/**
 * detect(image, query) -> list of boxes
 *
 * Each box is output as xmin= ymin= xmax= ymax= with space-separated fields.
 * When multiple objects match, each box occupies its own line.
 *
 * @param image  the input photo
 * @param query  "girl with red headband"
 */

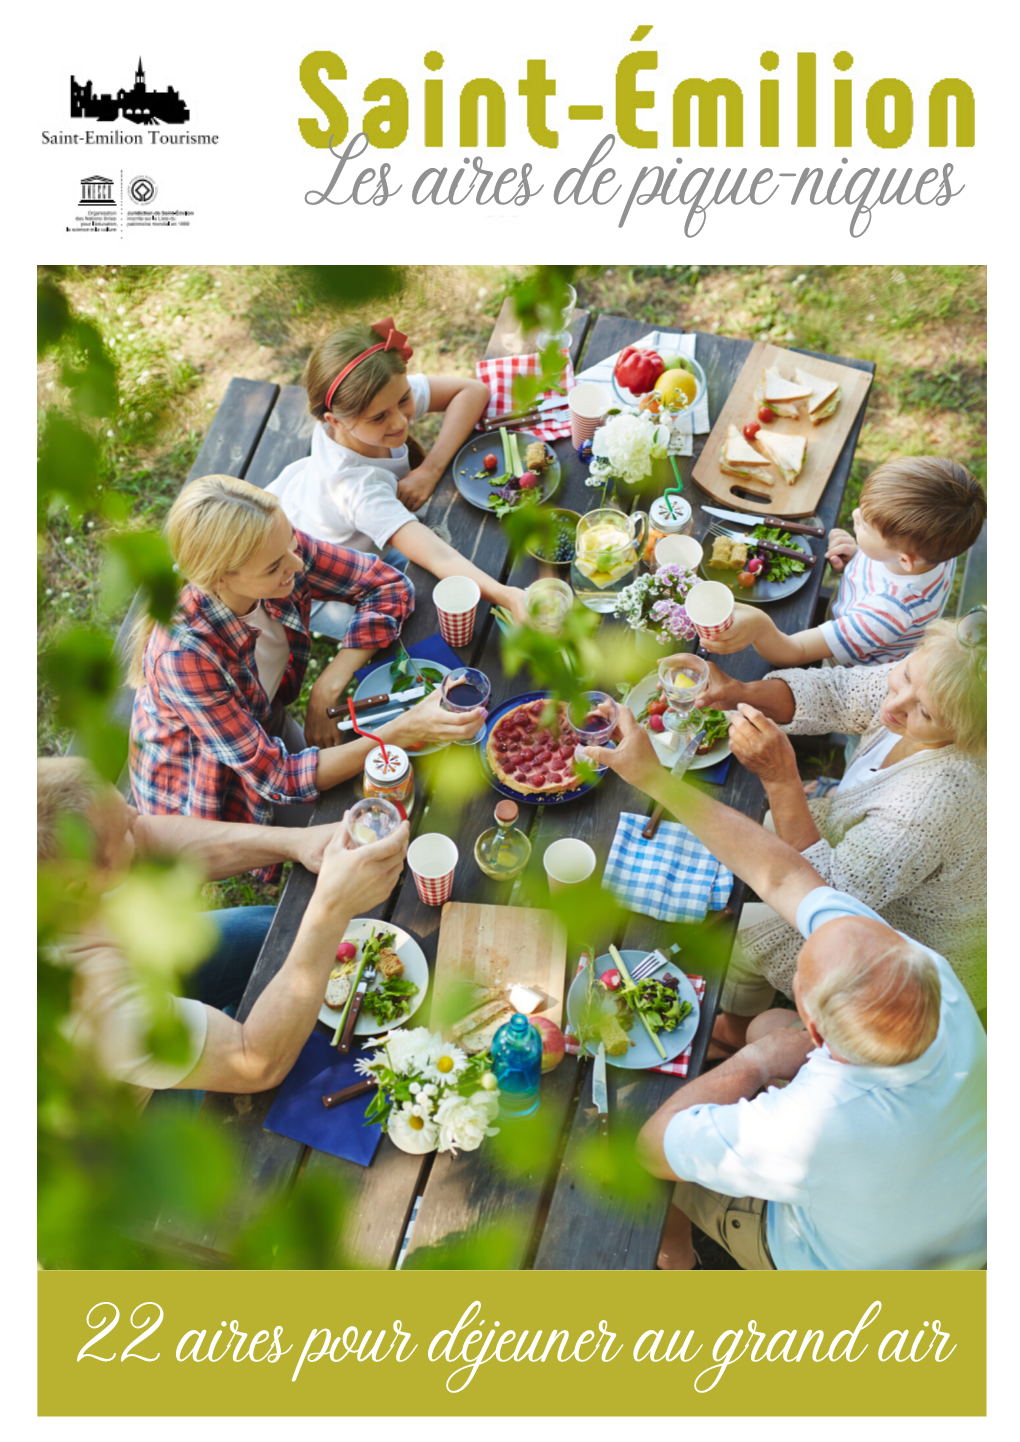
xmin=269 ymin=319 xmax=529 ymax=745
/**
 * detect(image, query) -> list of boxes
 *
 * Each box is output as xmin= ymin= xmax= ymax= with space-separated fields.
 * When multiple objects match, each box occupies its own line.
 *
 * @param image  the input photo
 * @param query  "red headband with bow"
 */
xmin=323 ymin=318 xmax=414 ymax=413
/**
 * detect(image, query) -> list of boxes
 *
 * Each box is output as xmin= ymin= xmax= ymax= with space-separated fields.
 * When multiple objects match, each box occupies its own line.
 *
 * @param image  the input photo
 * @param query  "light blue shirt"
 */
xmin=663 ymin=887 xmax=986 ymax=1270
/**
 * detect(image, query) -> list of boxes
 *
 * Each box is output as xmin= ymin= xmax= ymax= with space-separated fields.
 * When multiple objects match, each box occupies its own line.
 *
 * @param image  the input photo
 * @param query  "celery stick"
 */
xmin=609 ymin=944 xmax=666 ymax=1060
xmin=500 ymin=425 xmax=512 ymax=477
xmin=330 ymin=949 xmax=368 ymax=1047
xmin=510 ymin=432 xmax=524 ymax=478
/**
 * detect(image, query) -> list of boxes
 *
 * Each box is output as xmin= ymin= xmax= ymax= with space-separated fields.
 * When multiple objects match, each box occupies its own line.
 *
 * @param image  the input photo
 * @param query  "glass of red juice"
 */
xmin=440 ymin=667 xmax=492 ymax=745
xmin=566 ymin=691 xmax=619 ymax=759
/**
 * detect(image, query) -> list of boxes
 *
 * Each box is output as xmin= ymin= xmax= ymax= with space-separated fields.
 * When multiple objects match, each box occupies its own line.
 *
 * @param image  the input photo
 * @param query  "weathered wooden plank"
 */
xmin=187 ymin=377 xmax=281 ymax=482
xmin=243 ymin=383 xmax=316 ymax=490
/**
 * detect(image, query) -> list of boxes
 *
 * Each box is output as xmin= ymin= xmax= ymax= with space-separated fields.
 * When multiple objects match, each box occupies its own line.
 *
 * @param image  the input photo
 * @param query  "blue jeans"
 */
xmin=184 ymin=905 xmax=277 ymax=1013
xmin=310 ymin=548 xmax=413 ymax=642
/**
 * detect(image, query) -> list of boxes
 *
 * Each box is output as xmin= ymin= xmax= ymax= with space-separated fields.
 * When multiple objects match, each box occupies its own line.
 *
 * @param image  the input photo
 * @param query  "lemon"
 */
xmin=655 ymin=368 xmax=698 ymax=409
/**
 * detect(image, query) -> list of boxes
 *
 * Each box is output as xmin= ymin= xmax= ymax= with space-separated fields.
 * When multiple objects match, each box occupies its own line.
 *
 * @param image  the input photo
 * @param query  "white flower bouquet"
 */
xmin=614 ymin=563 xmax=699 ymax=646
xmin=356 ymin=1026 xmax=500 ymax=1156
xmin=587 ymin=411 xmax=670 ymax=493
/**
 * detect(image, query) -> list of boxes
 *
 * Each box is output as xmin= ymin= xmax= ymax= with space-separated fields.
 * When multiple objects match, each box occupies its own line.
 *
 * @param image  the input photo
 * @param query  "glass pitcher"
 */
xmin=571 ymin=506 xmax=649 ymax=612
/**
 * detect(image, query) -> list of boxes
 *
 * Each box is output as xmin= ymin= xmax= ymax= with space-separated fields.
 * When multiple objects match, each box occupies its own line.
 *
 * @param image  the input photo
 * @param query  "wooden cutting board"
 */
xmin=691 ymin=342 xmax=873 ymax=517
xmin=433 ymin=902 xmax=568 ymax=1033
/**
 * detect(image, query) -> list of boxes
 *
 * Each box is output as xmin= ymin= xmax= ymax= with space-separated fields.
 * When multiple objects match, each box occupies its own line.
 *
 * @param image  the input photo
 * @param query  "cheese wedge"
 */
xmin=762 ymin=367 xmax=813 ymax=403
xmin=794 ymin=367 xmax=842 ymax=423
xmin=755 ymin=429 xmax=807 ymax=486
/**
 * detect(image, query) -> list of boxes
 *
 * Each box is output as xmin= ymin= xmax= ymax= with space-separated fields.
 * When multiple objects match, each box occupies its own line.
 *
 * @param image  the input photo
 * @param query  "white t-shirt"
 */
xmin=268 ymin=372 xmax=431 ymax=554
xmin=835 ymin=727 xmax=900 ymax=793
xmin=237 ymin=601 xmax=290 ymax=702
xmin=662 ymin=887 xmax=986 ymax=1270
xmin=62 ymin=928 xmax=208 ymax=1098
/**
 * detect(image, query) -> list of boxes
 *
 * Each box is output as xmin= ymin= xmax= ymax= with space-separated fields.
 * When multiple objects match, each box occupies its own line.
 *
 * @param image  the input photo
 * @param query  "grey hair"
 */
xmin=800 ymin=931 xmax=942 ymax=1066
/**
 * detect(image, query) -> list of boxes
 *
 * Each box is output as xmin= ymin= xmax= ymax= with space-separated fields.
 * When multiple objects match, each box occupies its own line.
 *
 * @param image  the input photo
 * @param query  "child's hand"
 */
xmin=697 ymin=602 xmax=768 ymax=656
xmin=398 ymin=465 xmax=440 ymax=512
xmin=825 ymin=527 xmax=858 ymax=573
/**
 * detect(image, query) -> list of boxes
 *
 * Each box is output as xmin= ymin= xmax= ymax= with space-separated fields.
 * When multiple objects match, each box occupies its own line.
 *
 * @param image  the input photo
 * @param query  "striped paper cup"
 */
xmin=683 ymin=580 xmax=735 ymax=639
xmin=568 ymin=382 xmax=611 ymax=448
xmin=407 ymin=833 xmax=459 ymax=906
xmin=433 ymin=576 xmax=480 ymax=648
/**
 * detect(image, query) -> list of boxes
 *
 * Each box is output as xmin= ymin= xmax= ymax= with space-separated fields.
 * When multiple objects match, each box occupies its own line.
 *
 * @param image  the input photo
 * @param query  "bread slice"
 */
xmin=376 ymin=947 xmax=404 ymax=980
xmin=451 ymin=997 xmax=513 ymax=1042
xmin=325 ymin=965 xmax=355 ymax=1009
xmin=458 ymin=1010 xmax=513 ymax=1055
xmin=720 ymin=424 xmax=773 ymax=493
xmin=794 ymin=367 xmax=841 ymax=423
xmin=762 ymin=367 xmax=812 ymax=403
xmin=755 ymin=429 xmax=807 ymax=485
xmin=754 ymin=379 xmax=798 ymax=420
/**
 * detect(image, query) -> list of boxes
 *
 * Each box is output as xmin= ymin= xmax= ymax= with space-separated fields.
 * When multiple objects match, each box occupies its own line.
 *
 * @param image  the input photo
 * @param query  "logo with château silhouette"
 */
xmin=70 ymin=58 xmax=189 ymax=126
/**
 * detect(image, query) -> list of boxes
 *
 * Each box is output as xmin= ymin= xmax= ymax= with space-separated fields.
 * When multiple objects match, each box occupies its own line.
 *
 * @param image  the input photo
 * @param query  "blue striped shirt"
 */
xmin=820 ymin=550 xmax=955 ymax=664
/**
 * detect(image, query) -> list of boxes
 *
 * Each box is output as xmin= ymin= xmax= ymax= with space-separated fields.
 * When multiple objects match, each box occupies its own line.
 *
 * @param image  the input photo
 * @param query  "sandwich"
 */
xmin=720 ymin=424 xmax=773 ymax=494
xmin=710 ymin=535 xmax=749 ymax=571
xmin=450 ymin=988 xmax=513 ymax=1054
xmin=755 ymin=366 xmax=813 ymax=419
xmin=755 ymin=429 xmax=807 ymax=486
xmin=794 ymin=367 xmax=842 ymax=423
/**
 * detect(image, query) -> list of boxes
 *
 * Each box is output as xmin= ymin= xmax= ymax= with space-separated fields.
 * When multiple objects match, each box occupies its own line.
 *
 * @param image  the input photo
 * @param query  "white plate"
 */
xmin=352 ymin=659 xmax=453 ymax=758
xmin=623 ymin=672 xmax=732 ymax=771
xmin=318 ymin=918 xmax=429 ymax=1036
xmin=566 ymin=951 xmax=701 ymax=1069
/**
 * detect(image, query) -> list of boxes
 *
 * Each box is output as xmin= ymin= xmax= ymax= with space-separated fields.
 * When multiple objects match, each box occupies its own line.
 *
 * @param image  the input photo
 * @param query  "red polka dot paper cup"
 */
xmin=433 ymin=576 xmax=481 ymax=649
xmin=407 ymin=833 xmax=459 ymax=906
xmin=568 ymin=382 xmax=611 ymax=448
xmin=683 ymin=580 xmax=735 ymax=640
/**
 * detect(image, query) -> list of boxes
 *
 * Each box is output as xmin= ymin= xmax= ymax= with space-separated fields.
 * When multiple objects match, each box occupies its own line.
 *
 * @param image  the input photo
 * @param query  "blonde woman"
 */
xmin=129 ymin=475 xmax=483 ymax=876
xmin=696 ymin=614 xmax=987 ymax=1039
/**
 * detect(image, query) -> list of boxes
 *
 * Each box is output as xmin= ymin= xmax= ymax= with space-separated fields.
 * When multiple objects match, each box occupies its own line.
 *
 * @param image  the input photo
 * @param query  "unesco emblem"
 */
xmin=128 ymin=175 xmax=157 ymax=204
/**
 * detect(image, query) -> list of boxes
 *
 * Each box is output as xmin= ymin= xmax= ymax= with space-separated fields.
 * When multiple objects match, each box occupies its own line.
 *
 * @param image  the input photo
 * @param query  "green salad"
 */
xmin=362 ymin=976 xmax=419 ymax=1027
xmin=748 ymin=525 xmax=805 ymax=585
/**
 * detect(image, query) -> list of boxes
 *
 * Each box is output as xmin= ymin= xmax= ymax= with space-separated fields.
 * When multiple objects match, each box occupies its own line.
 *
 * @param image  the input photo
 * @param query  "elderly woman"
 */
xmin=699 ymin=615 xmax=986 ymax=1049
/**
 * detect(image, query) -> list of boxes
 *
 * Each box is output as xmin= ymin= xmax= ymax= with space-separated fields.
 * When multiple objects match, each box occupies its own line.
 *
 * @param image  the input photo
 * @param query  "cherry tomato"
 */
xmin=646 ymin=698 xmax=669 ymax=716
xmin=737 ymin=570 xmax=756 ymax=587
xmin=483 ymin=452 xmax=498 ymax=470
xmin=743 ymin=421 xmax=761 ymax=442
xmin=757 ymin=406 xmax=776 ymax=423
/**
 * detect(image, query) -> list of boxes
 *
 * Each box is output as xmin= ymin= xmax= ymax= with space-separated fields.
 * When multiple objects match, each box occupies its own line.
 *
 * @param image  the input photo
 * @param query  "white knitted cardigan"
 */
xmin=738 ymin=661 xmax=987 ymax=1009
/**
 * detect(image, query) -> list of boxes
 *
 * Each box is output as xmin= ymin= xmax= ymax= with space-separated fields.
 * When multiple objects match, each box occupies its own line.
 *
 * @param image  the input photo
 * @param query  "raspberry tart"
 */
xmin=485 ymin=698 xmax=586 ymax=797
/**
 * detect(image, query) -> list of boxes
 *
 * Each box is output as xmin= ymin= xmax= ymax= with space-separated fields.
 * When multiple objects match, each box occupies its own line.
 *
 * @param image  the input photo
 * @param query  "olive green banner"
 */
xmin=38 ymin=1269 xmax=984 ymax=1416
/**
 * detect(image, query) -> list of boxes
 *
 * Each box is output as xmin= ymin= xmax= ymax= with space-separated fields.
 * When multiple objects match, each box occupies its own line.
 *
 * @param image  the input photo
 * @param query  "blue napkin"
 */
xmin=263 ymin=1031 xmax=382 ymax=1167
xmin=697 ymin=754 xmax=732 ymax=786
xmin=354 ymin=631 xmax=460 ymax=684
xmin=602 ymin=811 xmax=734 ymax=924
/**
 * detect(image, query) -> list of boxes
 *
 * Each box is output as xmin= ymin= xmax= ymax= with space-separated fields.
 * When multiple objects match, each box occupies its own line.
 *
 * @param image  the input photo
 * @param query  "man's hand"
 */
xmin=742 ymin=1023 xmax=816 ymax=1082
xmin=727 ymin=704 xmax=801 ymax=786
xmin=289 ymin=821 xmax=348 ymax=874
xmin=386 ymin=688 xmax=487 ymax=749
xmin=397 ymin=464 xmax=440 ymax=513
xmin=583 ymin=705 xmax=662 ymax=797
xmin=311 ymin=815 xmax=409 ymax=919
xmin=698 ymin=602 xmax=771 ymax=656
xmin=699 ymin=659 xmax=740 ymax=711
xmin=825 ymin=526 xmax=858 ymax=574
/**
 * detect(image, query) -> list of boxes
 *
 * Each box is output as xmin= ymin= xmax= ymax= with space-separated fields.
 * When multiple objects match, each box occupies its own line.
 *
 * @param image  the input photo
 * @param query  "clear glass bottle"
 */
xmin=474 ymin=800 xmax=532 ymax=880
xmin=362 ymin=744 xmax=414 ymax=818
xmin=491 ymin=1013 xmax=542 ymax=1118
xmin=643 ymin=494 xmax=694 ymax=563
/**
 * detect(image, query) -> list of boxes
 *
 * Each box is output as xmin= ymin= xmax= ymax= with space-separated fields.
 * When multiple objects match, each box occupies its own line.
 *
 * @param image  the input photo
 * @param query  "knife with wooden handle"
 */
xmin=322 ymin=1079 xmax=373 ymax=1109
xmin=338 ymin=964 xmax=376 ymax=1054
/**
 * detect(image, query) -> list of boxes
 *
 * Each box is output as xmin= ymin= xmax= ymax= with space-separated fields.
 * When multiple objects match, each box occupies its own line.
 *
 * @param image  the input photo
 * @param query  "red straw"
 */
xmin=347 ymin=698 xmax=389 ymax=765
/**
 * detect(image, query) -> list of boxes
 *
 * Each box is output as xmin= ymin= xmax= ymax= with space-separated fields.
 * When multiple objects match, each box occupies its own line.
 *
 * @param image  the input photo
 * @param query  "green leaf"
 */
xmin=37 ymin=412 xmax=101 ymax=522
xmin=37 ymin=279 xmax=71 ymax=354
xmin=101 ymin=529 xmax=179 ymax=624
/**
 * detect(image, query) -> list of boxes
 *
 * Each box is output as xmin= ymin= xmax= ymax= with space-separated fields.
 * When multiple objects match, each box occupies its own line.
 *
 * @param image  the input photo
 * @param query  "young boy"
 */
xmin=702 ymin=457 xmax=986 ymax=667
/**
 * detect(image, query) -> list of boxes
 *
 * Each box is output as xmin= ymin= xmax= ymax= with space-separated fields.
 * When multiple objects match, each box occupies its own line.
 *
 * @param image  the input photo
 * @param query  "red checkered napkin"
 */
xmin=476 ymin=354 xmax=576 ymax=441
xmin=564 ymin=959 xmax=707 ymax=1079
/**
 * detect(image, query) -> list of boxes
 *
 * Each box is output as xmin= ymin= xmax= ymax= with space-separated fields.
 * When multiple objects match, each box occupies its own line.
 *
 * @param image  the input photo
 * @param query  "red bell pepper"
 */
xmin=613 ymin=345 xmax=665 ymax=396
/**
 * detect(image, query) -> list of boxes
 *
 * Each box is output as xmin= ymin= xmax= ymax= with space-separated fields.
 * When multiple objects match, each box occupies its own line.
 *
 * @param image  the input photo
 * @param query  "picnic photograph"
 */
xmin=37 ymin=262 xmax=987 ymax=1277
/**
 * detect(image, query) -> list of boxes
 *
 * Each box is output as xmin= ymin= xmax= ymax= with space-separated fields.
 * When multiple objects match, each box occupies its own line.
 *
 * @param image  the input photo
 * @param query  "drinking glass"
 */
xmin=524 ymin=577 xmax=573 ymax=634
xmin=347 ymin=796 xmax=402 ymax=847
xmin=565 ymin=691 xmax=619 ymax=759
xmin=657 ymin=654 xmax=710 ymax=739
xmin=440 ymin=667 xmax=491 ymax=745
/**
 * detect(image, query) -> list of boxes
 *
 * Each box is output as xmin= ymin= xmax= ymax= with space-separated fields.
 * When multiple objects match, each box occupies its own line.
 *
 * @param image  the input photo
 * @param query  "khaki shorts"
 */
xmin=672 ymin=1182 xmax=777 ymax=1270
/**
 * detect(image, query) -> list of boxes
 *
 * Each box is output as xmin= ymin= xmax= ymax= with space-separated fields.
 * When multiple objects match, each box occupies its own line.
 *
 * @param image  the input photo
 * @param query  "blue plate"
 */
xmin=566 ymin=951 xmax=701 ymax=1069
xmin=478 ymin=690 xmax=611 ymax=807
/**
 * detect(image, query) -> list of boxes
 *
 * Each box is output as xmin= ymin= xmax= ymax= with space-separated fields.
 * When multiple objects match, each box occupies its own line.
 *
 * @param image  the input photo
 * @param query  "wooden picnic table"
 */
xmin=152 ymin=304 xmax=874 ymax=1270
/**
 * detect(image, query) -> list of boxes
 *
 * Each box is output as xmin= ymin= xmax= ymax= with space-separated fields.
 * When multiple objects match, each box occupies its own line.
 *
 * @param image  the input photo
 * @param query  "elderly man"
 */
xmin=586 ymin=706 xmax=986 ymax=1271
xmin=39 ymin=757 xmax=407 ymax=1098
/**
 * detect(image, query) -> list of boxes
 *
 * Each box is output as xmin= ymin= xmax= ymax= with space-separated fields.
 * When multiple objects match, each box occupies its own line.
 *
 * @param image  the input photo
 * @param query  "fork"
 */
xmin=628 ymin=949 xmax=672 ymax=983
xmin=706 ymin=522 xmax=817 ymax=568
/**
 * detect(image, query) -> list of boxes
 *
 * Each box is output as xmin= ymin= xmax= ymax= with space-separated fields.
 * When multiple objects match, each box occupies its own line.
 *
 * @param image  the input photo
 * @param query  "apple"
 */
xmin=529 ymin=1016 xmax=566 ymax=1072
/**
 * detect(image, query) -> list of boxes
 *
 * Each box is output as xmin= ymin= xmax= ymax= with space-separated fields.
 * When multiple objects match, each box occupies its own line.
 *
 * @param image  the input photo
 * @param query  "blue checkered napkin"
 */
xmin=601 ymin=812 xmax=734 ymax=923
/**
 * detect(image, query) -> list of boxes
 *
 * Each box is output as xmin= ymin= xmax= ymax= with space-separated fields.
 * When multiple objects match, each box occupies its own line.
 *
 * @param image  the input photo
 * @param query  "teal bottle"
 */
xmin=491 ymin=1013 xmax=542 ymax=1118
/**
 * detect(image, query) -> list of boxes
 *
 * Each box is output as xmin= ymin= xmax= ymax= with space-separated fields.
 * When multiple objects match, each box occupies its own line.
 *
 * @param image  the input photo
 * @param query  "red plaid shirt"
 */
xmin=130 ymin=529 xmax=412 ymax=874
